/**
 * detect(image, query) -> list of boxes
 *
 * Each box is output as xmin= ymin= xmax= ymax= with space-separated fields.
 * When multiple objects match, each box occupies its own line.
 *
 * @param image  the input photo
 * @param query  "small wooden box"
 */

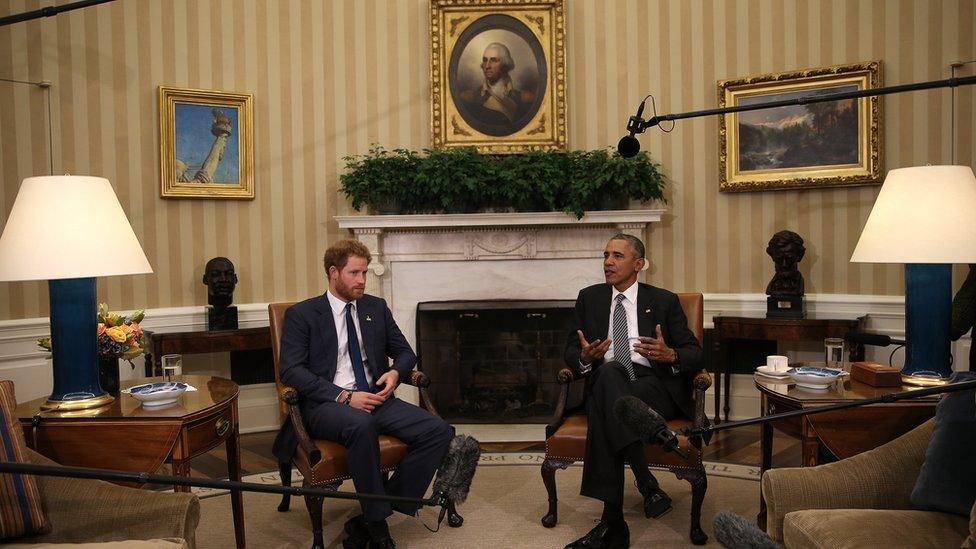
xmin=851 ymin=361 xmax=902 ymax=387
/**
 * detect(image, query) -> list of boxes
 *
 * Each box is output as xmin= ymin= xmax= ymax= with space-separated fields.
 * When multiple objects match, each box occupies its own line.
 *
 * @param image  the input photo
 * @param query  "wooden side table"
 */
xmin=711 ymin=314 xmax=865 ymax=422
xmin=17 ymin=375 xmax=245 ymax=548
xmin=754 ymin=367 xmax=938 ymax=527
xmin=145 ymin=326 xmax=271 ymax=377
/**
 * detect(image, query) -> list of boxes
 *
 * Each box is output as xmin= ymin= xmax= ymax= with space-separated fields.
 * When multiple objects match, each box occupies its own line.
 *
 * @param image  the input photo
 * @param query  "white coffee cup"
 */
xmin=766 ymin=355 xmax=789 ymax=372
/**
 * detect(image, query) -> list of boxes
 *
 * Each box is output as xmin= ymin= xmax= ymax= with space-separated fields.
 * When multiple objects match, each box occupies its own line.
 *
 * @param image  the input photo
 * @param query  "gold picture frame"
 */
xmin=430 ymin=0 xmax=567 ymax=153
xmin=158 ymin=86 xmax=254 ymax=199
xmin=718 ymin=61 xmax=882 ymax=192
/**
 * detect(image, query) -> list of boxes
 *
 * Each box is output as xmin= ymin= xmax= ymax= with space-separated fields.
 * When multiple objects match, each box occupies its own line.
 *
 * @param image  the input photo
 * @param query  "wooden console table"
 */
xmin=754 ymin=366 xmax=938 ymax=527
xmin=16 ymin=375 xmax=245 ymax=548
xmin=145 ymin=326 xmax=271 ymax=377
xmin=711 ymin=314 xmax=865 ymax=423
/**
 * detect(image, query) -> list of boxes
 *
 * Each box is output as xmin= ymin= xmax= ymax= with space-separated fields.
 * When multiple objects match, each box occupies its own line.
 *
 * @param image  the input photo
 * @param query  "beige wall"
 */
xmin=1 ymin=0 xmax=974 ymax=321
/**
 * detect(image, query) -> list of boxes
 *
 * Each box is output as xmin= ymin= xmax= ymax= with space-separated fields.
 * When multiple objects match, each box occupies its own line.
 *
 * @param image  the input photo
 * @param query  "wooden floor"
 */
xmin=187 ymin=424 xmax=802 ymax=480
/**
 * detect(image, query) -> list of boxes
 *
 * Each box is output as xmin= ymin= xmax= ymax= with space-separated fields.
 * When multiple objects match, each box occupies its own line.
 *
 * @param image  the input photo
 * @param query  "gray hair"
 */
xmin=484 ymin=42 xmax=515 ymax=72
xmin=609 ymin=233 xmax=645 ymax=259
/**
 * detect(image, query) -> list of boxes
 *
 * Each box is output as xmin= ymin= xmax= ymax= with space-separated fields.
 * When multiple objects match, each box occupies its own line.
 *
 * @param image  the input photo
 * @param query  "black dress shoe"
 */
xmin=342 ymin=515 xmax=369 ymax=549
xmin=368 ymin=535 xmax=396 ymax=549
xmin=641 ymin=486 xmax=673 ymax=518
xmin=564 ymin=520 xmax=630 ymax=549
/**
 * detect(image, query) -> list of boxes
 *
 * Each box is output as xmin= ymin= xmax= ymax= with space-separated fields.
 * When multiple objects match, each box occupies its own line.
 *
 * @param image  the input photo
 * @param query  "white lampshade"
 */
xmin=0 ymin=176 xmax=153 ymax=281
xmin=851 ymin=165 xmax=976 ymax=264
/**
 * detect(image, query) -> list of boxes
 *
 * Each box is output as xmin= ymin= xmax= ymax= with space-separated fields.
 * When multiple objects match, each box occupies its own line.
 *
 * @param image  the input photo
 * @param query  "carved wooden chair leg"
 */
xmin=676 ymin=467 xmax=709 ymax=545
xmin=541 ymin=458 xmax=572 ymax=528
xmin=304 ymin=480 xmax=338 ymax=549
xmin=447 ymin=499 xmax=464 ymax=527
xmin=278 ymin=460 xmax=293 ymax=512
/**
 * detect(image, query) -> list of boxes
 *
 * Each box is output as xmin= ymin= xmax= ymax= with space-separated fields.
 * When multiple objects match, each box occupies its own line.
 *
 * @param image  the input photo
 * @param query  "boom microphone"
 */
xmin=713 ymin=511 xmax=780 ymax=549
xmin=617 ymin=98 xmax=647 ymax=158
xmin=613 ymin=396 xmax=688 ymax=459
xmin=431 ymin=435 xmax=481 ymax=526
xmin=844 ymin=332 xmax=906 ymax=347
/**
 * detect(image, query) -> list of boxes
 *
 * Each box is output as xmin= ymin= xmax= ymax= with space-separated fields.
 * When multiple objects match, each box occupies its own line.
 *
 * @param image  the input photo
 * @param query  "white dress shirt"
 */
xmin=580 ymin=281 xmax=651 ymax=373
xmin=326 ymin=290 xmax=373 ymax=391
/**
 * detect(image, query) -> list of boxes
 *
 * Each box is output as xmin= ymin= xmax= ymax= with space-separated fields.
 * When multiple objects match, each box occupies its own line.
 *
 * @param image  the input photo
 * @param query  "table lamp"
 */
xmin=0 ymin=176 xmax=153 ymax=410
xmin=851 ymin=165 xmax=976 ymax=383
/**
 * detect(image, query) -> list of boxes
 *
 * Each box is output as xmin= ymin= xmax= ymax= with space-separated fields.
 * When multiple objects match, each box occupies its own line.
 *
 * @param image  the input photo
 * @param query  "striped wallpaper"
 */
xmin=0 ymin=0 xmax=974 ymax=321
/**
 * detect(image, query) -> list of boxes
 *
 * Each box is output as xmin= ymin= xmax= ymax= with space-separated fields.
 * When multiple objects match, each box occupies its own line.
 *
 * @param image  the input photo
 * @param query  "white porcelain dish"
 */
xmin=787 ymin=367 xmax=844 ymax=389
xmin=128 ymin=382 xmax=187 ymax=407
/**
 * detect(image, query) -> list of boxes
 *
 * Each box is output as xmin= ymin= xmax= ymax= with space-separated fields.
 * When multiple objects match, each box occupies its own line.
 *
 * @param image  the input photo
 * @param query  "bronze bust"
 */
xmin=202 ymin=257 xmax=238 ymax=329
xmin=765 ymin=230 xmax=806 ymax=318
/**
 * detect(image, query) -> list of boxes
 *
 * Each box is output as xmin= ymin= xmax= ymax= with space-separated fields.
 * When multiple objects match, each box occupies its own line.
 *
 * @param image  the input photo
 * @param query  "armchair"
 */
xmin=762 ymin=419 xmax=973 ymax=548
xmin=540 ymin=292 xmax=712 ymax=545
xmin=268 ymin=302 xmax=457 ymax=549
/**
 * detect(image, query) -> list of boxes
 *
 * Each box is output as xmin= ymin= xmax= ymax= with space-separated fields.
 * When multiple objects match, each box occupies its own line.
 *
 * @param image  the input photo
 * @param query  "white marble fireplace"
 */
xmin=335 ymin=210 xmax=664 ymax=354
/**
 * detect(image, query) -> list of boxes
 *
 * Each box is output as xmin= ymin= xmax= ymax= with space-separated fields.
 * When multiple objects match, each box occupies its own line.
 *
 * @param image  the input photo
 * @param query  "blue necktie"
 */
xmin=345 ymin=303 xmax=370 ymax=390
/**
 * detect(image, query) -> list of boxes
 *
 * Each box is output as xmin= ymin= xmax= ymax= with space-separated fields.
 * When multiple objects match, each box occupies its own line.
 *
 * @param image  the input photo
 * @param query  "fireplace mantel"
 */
xmin=335 ymin=209 xmax=664 ymax=231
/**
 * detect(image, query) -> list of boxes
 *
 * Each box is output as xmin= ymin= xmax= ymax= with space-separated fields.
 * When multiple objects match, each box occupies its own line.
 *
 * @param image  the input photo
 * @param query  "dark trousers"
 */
xmin=303 ymin=396 xmax=455 ymax=522
xmin=581 ymin=361 xmax=681 ymax=504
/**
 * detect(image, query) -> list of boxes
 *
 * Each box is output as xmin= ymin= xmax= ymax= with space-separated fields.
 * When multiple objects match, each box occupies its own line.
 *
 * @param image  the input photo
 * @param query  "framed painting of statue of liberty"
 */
xmin=718 ymin=61 xmax=883 ymax=192
xmin=158 ymin=86 xmax=254 ymax=199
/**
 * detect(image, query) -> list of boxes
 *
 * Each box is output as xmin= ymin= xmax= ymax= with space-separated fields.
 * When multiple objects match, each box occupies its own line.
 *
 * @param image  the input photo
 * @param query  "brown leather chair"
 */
xmin=268 ymin=302 xmax=456 ymax=549
xmin=540 ymin=293 xmax=712 ymax=545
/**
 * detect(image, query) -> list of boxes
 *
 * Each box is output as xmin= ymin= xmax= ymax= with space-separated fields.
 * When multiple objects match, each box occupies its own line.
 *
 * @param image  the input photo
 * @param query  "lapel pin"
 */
xmin=644 ymin=309 xmax=652 ymax=314
xmin=365 ymin=315 xmax=372 ymax=322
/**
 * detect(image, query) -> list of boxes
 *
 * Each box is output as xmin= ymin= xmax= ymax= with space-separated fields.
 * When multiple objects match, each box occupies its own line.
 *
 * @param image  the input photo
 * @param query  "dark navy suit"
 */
xmin=274 ymin=293 xmax=454 ymax=521
xmin=565 ymin=283 xmax=702 ymax=504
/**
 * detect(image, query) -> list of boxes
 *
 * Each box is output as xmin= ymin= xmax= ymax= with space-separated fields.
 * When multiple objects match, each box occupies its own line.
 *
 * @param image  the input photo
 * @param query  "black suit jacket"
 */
xmin=272 ymin=293 xmax=416 ymax=460
xmin=564 ymin=282 xmax=702 ymax=419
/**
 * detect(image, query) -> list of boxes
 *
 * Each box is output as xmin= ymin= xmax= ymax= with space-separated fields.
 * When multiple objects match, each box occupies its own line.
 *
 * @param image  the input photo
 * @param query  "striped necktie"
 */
xmin=612 ymin=293 xmax=637 ymax=381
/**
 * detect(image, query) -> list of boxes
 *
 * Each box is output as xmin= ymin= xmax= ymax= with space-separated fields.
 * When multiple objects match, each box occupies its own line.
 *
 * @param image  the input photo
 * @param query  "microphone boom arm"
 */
xmin=633 ymin=74 xmax=976 ymax=133
xmin=683 ymin=377 xmax=976 ymax=439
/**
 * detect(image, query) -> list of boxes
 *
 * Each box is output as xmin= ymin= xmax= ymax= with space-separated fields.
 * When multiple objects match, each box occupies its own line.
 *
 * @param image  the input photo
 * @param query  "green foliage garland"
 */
xmin=339 ymin=147 xmax=667 ymax=218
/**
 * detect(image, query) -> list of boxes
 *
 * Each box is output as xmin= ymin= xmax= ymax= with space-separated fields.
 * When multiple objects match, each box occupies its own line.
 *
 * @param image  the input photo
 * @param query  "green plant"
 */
xmin=338 ymin=146 xmax=667 ymax=218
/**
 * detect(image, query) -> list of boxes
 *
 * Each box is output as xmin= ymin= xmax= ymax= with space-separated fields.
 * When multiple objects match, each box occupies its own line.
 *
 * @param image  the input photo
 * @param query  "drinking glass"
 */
xmin=161 ymin=354 xmax=182 ymax=381
xmin=824 ymin=338 xmax=844 ymax=369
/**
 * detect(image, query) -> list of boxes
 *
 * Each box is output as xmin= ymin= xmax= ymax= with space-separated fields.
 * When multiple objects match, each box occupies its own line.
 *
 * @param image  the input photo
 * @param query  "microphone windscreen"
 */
xmin=617 ymin=135 xmax=641 ymax=158
xmin=431 ymin=435 xmax=481 ymax=506
xmin=613 ymin=395 xmax=666 ymax=441
xmin=713 ymin=511 xmax=780 ymax=549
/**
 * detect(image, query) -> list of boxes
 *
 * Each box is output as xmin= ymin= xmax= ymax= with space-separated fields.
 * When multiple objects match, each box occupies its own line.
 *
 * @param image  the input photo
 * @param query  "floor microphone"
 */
xmin=713 ymin=511 xmax=780 ymax=549
xmin=844 ymin=331 xmax=906 ymax=347
xmin=431 ymin=435 xmax=481 ymax=526
xmin=613 ymin=395 xmax=689 ymax=459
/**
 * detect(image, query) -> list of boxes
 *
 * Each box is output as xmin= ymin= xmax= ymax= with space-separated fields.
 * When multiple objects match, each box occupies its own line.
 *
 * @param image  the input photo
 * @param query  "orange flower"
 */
xmin=105 ymin=326 xmax=127 ymax=343
xmin=97 ymin=323 xmax=106 ymax=336
xmin=129 ymin=322 xmax=142 ymax=338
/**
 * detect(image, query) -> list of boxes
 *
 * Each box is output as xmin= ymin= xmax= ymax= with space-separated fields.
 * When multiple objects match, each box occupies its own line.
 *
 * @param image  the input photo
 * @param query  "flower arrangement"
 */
xmin=37 ymin=303 xmax=148 ymax=368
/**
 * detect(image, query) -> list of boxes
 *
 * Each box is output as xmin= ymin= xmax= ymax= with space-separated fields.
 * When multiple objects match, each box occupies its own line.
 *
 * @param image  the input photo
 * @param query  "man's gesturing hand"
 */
xmin=349 ymin=391 xmax=385 ymax=413
xmin=634 ymin=324 xmax=678 ymax=363
xmin=577 ymin=330 xmax=612 ymax=365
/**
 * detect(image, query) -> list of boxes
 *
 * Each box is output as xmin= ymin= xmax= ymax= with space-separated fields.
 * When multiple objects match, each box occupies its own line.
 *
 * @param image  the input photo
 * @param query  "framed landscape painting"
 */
xmin=159 ymin=86 xmax=254 ymax=199
xmin=430 ymin=0 xmax=567 ymax=153
xmin=718 ymin=61 xmax=882 ymax=192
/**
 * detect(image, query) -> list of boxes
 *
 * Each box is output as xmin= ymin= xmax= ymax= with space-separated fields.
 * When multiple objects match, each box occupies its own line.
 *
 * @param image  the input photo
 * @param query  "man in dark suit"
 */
xmin=564 ymin=234 xmax=702 ymax=549
xmin=277 ymin=240 xmax=454 ymax=549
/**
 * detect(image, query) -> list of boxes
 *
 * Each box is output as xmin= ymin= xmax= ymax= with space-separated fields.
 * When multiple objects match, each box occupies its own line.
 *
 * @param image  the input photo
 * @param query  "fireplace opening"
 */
xmin=417 ymin=300 xmax=584 ymax=423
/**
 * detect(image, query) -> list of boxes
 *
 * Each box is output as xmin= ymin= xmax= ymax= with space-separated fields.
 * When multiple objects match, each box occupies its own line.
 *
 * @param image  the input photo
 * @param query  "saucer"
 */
xmin=128 ymin=382 xmax=187 ymax=407
xmin=787 ymin=367 xmax=845 ymax=389
xmin=756 ymin=365 xmax=791 ymax=378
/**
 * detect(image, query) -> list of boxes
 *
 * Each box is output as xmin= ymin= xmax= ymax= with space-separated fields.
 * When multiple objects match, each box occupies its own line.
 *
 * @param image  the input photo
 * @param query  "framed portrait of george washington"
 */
xmin=158 ymin=86 xmax=254 ymax=199
xmin=718 ymin=60 xmax=883 ymax=192
xmin=431 ymin=0 xmax=567 ymax=153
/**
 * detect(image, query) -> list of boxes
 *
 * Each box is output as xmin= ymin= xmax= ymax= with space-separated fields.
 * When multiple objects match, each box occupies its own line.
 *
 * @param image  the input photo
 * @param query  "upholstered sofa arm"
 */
xmin=762 ymin=419 xmax=934 ymax=543
xmin=19 ymin=449 xmax=199 ymax=546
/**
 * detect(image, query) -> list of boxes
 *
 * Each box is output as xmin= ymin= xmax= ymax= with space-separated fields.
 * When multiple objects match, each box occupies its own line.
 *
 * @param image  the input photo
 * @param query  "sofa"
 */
xmin=762 ymin=419 xmax=975 ymax=548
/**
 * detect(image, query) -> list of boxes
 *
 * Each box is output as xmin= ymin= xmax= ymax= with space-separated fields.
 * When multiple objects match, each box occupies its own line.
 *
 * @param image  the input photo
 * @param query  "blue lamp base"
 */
xmin=903 ymin=264 xmax=953 ymax=380
xmin=42 ymin=277 xmax=114 ymax=411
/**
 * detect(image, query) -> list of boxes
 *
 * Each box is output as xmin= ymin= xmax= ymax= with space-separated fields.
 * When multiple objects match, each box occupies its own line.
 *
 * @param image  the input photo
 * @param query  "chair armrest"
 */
xmin=545 ymin=368 xmax=588 ymax=438
xmin=762 ymin=419 xmax=934 ymax=542
xmin=691 ymin=369 xmax=711 ymax=430
xmin=22 ymin=450 xmax=199 ymax=545
xmin=277 ymin=385 xmax=321 ymax=464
